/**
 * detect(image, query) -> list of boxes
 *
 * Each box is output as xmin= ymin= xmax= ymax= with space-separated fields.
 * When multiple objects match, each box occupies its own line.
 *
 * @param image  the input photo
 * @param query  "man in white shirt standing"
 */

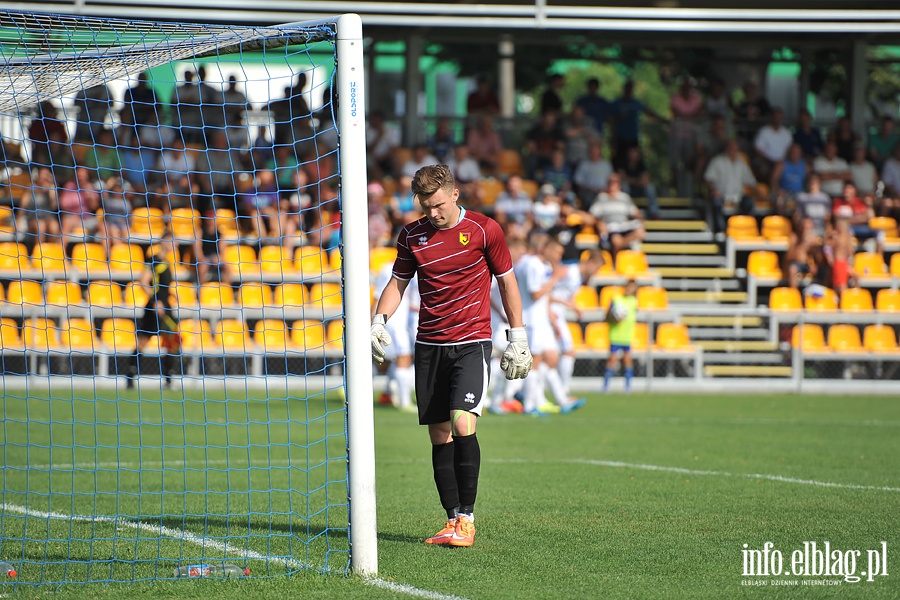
xmin=704 ymin=139 xmax=757 ymax=233
xmin=753 ymin=108 xmax=793 ymax=193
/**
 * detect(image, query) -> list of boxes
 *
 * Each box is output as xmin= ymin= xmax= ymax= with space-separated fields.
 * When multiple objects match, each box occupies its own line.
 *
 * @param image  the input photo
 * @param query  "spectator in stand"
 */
xmin=466 ymin=75 xmax=501 ymax=120
xmin=867 ymin=116 xmax=899 ymax=171
xmin=58 ymin=167 xmax=101 ymax=239
xmin=573 ymin=140 xmax=613 ymax=208
xmin=159 ymin=136 xmax=196 ymax=189
xmin=524 ymin=111 xmax=565 ymax=179
xmin=562 ymin=105 xmax=600 ymax=168
xmin=827 ymin=217 xmax=855 ymax=296
xmin=71 ymin=84 xmax=111 ymax=143
xmin=669 ymin=77 xmax=703 ymax=188
xmin=83 ymin=128 xmax=123 ymax=182
xmin=367 ymin=182 xmax=392 ymax=249
xmin=121 ymin=71 xmax=161 ymax=142
xmin=850 ymin=144 xmax=878 ymax=197
xmin=196 ymin=131 xmax=237 ymax=201
xmin=269 ymin=142 xmax=300 ymax=193
xmin=388 ymin=175 xmax=418 ymax=232
xmin=589 ymin=173 xmax=645 ymax=254
xmin=618 ymin=146 xmax=659 ymax=220
xmin=466 ymin=115 xmax=504 ymax=176
xmin=428 ymin=117 xmax=457 ymax=163
xmin=175 ymin=70 xmax=202 ymax=144
xmin=366 ymin=111 xmax=400 ymax=179
xmin=694 ymin=114 xmax=730 ymax=191
xmin=794 ymin=173 xmax=832 ymax=238
xmin=704 ymin=139 xmax=757 ymax=233
xmin=494 ymin=175 xmax=534 ymax=234
xmin=223 ymin=75 xmax=251 ymax=149
xmin=784 ymin=217 xmax=820 ymax=289
xmin=99 ymin=176 xmax=132 ymax=245
xmin=610 ymin=79 xmax=667 ymax=168
xmin=704 ymin=77 xmax=731 ymax=120
xmin=793 ymin=108 xmax=824 ymax=161
xmin=733 ymin=80 xmax=772 ymax=152
xmin=576 ymin=78 xmax=611 ymax=137
xmin=541 ymin=73 xmax=565 ymax=117
xmin=249 ymin=125 xmax=275 ymax=169
xmin=532 ymin=184 xmax=563 ymax=233
xmin=16 ymin=166 xmax=60 ymax=243
xmin=813 ymin=140 xmax=852 ymax=199
xmin=831 ymin=116 xmax=860 ymax=163
xmin=446 ymin=144 xmax=482 ymax=208
xmin=401 ymin=144 xmax=439 ymax=179
xmin=881 ymin=143 xmax=900 ymax=199
xmin=753 ymin=108 xmax=793 ymax=194
xmin=538 ymin=148 xmax=573 ymax=199
xmin=48 ymin=129 xmax=76 ymax=186
xmin=833 ymin=182 xmax=881 ymax=252
xmin=774 ymin=142 xmax=807 ymax=211
xmin=28 ymin=101 xmax=67 ymax=168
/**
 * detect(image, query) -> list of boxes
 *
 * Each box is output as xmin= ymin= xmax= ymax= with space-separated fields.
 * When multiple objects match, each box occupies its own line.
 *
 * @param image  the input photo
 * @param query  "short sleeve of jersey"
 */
xmin=482 ymin=217 xmax=513 ymax=277
xmin=392 ymin=228 xmax=417 ymax=280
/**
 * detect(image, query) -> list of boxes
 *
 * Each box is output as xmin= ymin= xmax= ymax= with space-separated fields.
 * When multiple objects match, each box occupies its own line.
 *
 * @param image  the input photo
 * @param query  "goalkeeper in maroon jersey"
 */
xmin=371 ymin=164 xmax=532 ymax=547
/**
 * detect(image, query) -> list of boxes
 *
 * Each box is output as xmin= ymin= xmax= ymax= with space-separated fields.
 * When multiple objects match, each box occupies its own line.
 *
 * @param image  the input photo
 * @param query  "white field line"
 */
xmin=0 ymin=502 xmax=470 ymax=600
xmin=596 ymin=417 xmax=900 ymax=427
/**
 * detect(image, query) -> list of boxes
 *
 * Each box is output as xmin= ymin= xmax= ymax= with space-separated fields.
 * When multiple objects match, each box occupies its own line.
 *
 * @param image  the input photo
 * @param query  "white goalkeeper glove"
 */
xmin=371 ymin=314 xmax=392 ymax=366
xmin=500 ymin=327 xmax=533 ymax=380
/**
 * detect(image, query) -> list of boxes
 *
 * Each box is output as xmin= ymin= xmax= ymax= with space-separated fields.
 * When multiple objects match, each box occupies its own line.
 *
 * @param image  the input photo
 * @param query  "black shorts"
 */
xmin=138 ymin=303 xmax=179 ymax=338
xmin=415 ymin=341 xmax=491 ymax=425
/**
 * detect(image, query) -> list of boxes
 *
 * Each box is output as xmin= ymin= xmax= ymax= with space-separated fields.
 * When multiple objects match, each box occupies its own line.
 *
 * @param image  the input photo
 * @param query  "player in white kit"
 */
xmin=488 ymin=237 xmax=527 ymax=413
xmin=373 ymin=262 xmax=416 ymax=410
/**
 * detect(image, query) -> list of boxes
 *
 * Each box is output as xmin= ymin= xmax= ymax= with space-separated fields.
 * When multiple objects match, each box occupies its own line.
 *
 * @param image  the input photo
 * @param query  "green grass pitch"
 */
xmin=1 ymin=389 xmax=899 ymax=599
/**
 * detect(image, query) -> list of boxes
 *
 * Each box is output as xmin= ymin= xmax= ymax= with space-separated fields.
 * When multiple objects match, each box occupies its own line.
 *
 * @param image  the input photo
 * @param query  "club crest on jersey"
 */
xmin=418 ymin=235 xmax=428 ymax=245
xmin=459 ymin=232 xmax=471 ymax=246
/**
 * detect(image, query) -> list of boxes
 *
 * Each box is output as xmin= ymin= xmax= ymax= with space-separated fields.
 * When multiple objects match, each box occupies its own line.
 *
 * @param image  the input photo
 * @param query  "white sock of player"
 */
xmin=544 ymin=367 xmax=569 ymax=406
xmin=523 ymin=364 xmax=544 ymax=412
xmin=558 ymin=354 xmax=576 ymax=392
xmin=395 ymin=365 xmax=414 ymax=409
xmin=505 ymin=377 xmax=524 ymax=403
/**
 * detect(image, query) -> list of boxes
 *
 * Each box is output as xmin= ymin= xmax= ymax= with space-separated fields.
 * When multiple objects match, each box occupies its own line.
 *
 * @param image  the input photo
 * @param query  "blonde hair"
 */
xmin=411 ymin=164 xmax=455 ymax=200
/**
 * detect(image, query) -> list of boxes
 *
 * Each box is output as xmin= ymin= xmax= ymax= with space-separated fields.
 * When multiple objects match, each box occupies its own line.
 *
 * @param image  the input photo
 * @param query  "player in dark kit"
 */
xmin=128 ymin=238 xmax=181 ymax=388
xmin=371 ymin=164 xmax=533 ymax=547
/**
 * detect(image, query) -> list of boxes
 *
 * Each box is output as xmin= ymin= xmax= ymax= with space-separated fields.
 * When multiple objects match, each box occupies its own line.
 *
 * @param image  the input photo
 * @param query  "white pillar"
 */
xmin=498 ymin=35 xmax=516 ymax=118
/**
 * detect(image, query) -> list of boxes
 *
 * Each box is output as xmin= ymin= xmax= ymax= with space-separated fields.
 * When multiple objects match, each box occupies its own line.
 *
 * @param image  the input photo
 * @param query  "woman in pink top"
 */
xmin=670 ymin=78 xmax=704 ymax=191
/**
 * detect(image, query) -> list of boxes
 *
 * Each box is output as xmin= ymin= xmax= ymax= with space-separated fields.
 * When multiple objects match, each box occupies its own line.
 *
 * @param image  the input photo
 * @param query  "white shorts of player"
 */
xmin=384 ymin=315 xmax=413 ymax=360
xmin=550 ymin=304 xmax=574 ymax=354
xmin=527 ymin=319 xmax=559 ymax=355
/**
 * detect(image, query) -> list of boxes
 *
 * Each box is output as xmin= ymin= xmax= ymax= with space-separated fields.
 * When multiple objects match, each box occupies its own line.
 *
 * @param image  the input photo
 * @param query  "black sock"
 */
xmin=431 ymin=441 xmax=459 ymax=520
xmin=453 ymin=433 xmax=480 ymax=515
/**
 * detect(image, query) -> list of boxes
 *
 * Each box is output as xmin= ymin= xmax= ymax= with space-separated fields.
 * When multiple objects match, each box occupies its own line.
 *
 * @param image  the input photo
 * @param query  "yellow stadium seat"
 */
xmin=171 ymin=282 xmax=198 ymax=308
xmin=805 ymin=287 xmax=838 ymax=311
xmin=260 ymin=245 xmax=295 ymax=275
xmin=827 ymin=324 xmax=864 ymax=353
xmin=239 ymin=282 xmax=273 ymax=308
xmin=215 ymin=319 xmax=252 ymax=352
xmin=853 ymin=252 xmax=889 ymax=279
xmin=32 ymin=243 xmax=67 ymax=274
xmin=179 ymin=320 xmax=215 ymax=353
xmin=199 ymin=282 xmax=236 ymax=309
xmin=632 ymin=322 xmax=649 ymax=351
xmin=595 ymin=250 xmax=615 ymax=275
xmin=890 ymin=253 xmax=900 ymax=278
xmin=8 ymin=280 xmax=43 ymax=305
xmin=223 ymin=244 xmax=258 ymax=277
xmin=101 ymin=318 xmax=136 ymax=352
xmin=292 ymin=320 xmax=325 ymax=351
xmin=214 ymin=208 xmax=239 ymax=240
xmin=368 ymin=246 xmax=397 ymax=275
xmin=520 ymin=179 xmax=539 ymax=199
xmin=615 ymin=250 xmax=650 ymax=277
xmin=499 ymin=149 xmax=524 ymax=176
xmin=0 ymin=242 xmax=29 ymax=272
xmin=573 ymin=286 xmax=599 ymax=310
xmin=295 ymin=246 xmax=330 ymax=278
xmin=840 ymin=288 xmax=873 ymax=312
xmin=88 ymin=281 xmax=123 ymax=307
xmin=23 ymin=318 xmax=59 ymax=350
xmin=308 ymin=283 xmax=342 ymax=307
xmin=45 ymin=281 xmax=81 ymax=306
xmin=574 ymin=226 xmax=600 ymax=247
xmin=254 ymin=319 xmax=292 ymax=351
xmin=478 ymin=179 xmax=505 ymax=207
xmin=70 ymin=242 xmax=108 ymax=277
xmin=869 ymin=216 xmax=899 ymax=238
xmin=655 ymin=322 xmax=692 ymax=351
xmin=599 ymin=285 xmax=624 ymax=310
xmin=61 ymin=319 xmax=96 ymax=351
xmin=747 ymin=250 xmax=782 ymax=279
xmin=769 ymin=286 xmax=802 ymax=311
xmin=864 ymin=324 xmax=898 ymax=353
xmin=170 ymin=208 xmax=200 ymax=240
xmin=329 ymin=248 xmax=342 ymax=272
xmin=122 ymin=282 xmax=150 ymax=308
xmin=109 ymin=244 xmax=145 ymax=276
xmin=791 ymin=324 xmax=826 ymax=352
xmin=130 ymin=207 xmax=166 ymax=239
xmin=567 ymin=322 xmax=585 ymax=351
xmin=273 ymin=283 xmax=307 ymax=308
xmin=637 ymin=286 xmax=669 ymax=311
xmin=325 ymin=319 xmax=344 ymax=351
xmin=876 ymin=288 xmax=900 ymax=313
xmin=761 ymin=215 xmax=791 ymax=242
xmin=584 ymin=322 xmax=610 ymax=351
xmin=0 ymin=206 xmax=14 ymax=233
xmin=726 ymin=215 xmax=761 ymax=241
xmin=0 ymin=318 xmax=23 ymax=350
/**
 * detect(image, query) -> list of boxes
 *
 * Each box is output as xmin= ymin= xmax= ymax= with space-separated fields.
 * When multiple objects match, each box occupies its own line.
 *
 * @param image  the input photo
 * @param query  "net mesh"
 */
xmin=0 ymin=8 xmax=349 ymax=585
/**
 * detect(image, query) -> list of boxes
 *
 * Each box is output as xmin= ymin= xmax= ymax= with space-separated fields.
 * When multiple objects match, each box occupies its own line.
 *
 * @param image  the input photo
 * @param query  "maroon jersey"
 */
xmin=393 ymin=208 xmax=513 ymax=344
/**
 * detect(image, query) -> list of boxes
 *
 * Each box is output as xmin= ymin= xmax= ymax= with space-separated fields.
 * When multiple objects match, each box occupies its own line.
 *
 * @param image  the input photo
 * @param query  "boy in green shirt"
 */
xmin=604 ymin=279 xmax=638 ymax=392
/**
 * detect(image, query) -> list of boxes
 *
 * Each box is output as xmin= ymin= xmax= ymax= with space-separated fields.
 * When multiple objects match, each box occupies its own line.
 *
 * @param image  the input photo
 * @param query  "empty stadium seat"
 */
xmin=45 ymin=281 xmax=81 ymax=306
xmin=223 ymin=245 xmax=258 ymax=276
xmin=499 ymin=149 xmax=524 ymax=176
xmin=791 ymin=324 xmax=826 ymax=352
xmin=260 ymin=245 xmax=295 ymax=276
xmin=254 ymin=319 xmax=292 ymax=351
xmin=122 ymin=282 xmax=150 ymax=308
xmin=131 ymin=207 xmax=166 ymax=239
xmin=23 ymin=318 xmax=59 ymax=350
xmin=615 ymin=250 xmax=650 ymax=277
xmin=0 ymin=318 xmax=23 ymax=350
xmin=32 ymin=243 xmax=67 ymax=274
xmin=199 ymin=282 xmax=236 ymax=309
xmin=597 ymin=250 xmax=615 ymax=275
xmin=240 ymin=282 xmax=273 ymax=308
xmin=637 ymin=286 xmax=669 ymax=310
xmin=325 ymin=319 xmax=345 ymax=351
xmin=805 ymin=287 xmax=838 ymax=311
xmin=292 ymin=320 xmax=325 ymax=351
xmin=655 ymin=322 xmax=692 ymax=351
xmin=869 ymin=216 xmax=899 ymax=238
xmin=769 ymin=287 xmax=802 ymax=311
xmin=101 ymin=318 xmax=136 ymax=352
xmin=8 ymin=280 xmax=42 ymax=305
xmin=827 ymin=324 xmax=864 ymax=353
xmin=574 ymin=226 xmax=600 ymax=247
xmin=329 ymin=248 xmax=342 ymax=272
xmin=839 ymin=288 xmax=873 ymax=312
xmin=726 ymin=215 xmax=760 ymax=241
xmin=0 ymin=242 xmax=29 ymax=272
xmin=109 ymin=244 xmax=145 ymax=276
xmin=88 ymin=281 xmax=123 ymax=307
xmin=273 ymin=283 xmax=307 ymax=308
xmin=214 ymin=208 xmax=239 ymax=240
xmin=747 ymin=250 xmax=782 ymax=279
xmin=761 ymin=215 xmax=791 ymax=242
xmin=566 ymin=322 xmax=585 ymax=351
xmin=171 ymin=282 xmax=198 ymax=308
xmin=369 ymin=246 xmax=397 ymax=275
xmin=296 ymin=246 xmax=331 ymax=278
xmin=584 ymin=322 xmax=610 ymax=351
xmin=520 ymin=179 xmax=539 ymax=199
xmin=70 ymin=243 xmax=108 ymax=278
xmin=215 ymin=319 xmax=252 ymax=352
xmin=631 ymin=322 xmax=649 ymax=351
xmin=179 ymin=319 xmax=215 ymax=353
xmin=599 ymin=285 xmax=624 ymax=310
xmin=853 ymin=252 xmax=889 ymax=279
xmin=876 ymin=288 xmax=900 ymax=312
xmin=891 ymin=253 xmax=900 ymax=278
xmin=573 ymin=286 xmax=599 ymax=310
xmin=308 ymin=283 xmax=342 ymax=307
xmin=477 ymin=179 xmax=504 ymax=207
xmin=170 ymin=208 xmax=200 ymax=240
xmin=61 ymin=319 xmax=96 ymax=351
xmin=863 ymin=324 xmax=898 ymax=353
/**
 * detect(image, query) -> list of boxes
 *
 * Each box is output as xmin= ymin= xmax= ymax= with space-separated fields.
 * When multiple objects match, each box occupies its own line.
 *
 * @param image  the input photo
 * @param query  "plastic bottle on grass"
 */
xmin=173 ymin=563 xmax=249 ymax=578
xmin=0 ymin=562 xmax=17 ymax=577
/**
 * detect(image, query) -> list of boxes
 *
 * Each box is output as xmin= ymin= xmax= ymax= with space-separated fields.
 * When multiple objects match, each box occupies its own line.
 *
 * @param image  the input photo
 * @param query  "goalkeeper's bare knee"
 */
xmin=451 ymin=410 xmax=477 ymax=437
